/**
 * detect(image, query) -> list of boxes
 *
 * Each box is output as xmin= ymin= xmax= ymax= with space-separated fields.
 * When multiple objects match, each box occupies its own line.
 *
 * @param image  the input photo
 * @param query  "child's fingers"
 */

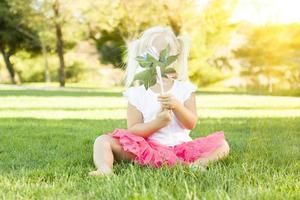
xmin=161 ymin=103 xmax=170 ymax=109
xmin=161 ymin=103 xmax=172 ymax=110
xmin=158 ymin=96 xmax=168 ymax=99
xmin=159 ymin=101 xmax=171 ymax=104
xmin=158 ymin=99 xmax=170 ymax=103
xmin=160 ymin=102 xmax=170 ymax=105
xmin=158 ymin=94 xmax=171 ymax=99
xmin=158 ymin=96 xmax=170 ymax=101
xmin=157 ymin=97 xmax=168 ymax=101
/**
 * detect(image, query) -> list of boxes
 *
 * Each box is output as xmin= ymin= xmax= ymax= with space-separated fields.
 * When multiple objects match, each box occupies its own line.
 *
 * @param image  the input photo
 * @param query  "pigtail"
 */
xmin=176 ymin=35 xmax=190 ymax=81
xmin=124 ymin=39 xmax=140 ymax=88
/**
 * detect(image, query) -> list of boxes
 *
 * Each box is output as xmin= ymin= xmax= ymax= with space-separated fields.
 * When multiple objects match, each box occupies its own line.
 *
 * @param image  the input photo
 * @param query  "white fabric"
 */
xmin=123 ymin=79 xmax=197 ymax=146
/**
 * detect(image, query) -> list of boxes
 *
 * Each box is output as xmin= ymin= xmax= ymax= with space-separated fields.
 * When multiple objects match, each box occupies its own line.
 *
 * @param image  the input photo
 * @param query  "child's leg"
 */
xmin=194 ymin=139 xmax=230 ymax=167
xmin=89 ymin=134 xmax=135 ymax=176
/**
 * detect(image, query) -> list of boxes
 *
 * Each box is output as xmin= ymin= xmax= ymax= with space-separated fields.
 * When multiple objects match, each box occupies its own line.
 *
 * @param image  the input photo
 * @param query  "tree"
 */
xmin=234 ymin=24 xmax=300 ymax=91
xmin=0 ymin=0 xmax=39 ymax=84
xmin=52 ymin=0 xmax=66 ymax=86
xmin=82 ymin=0 xmax=198 ymax=68
xmin=7 ymin=0 xmax=56 ymax=83
xmin=82 ymin=0 xmax=237 ymax=87
xmin=187 ymin=0 xmax=238 ymax=86
xmin=18 ymin=0 xmax=79 ymax=87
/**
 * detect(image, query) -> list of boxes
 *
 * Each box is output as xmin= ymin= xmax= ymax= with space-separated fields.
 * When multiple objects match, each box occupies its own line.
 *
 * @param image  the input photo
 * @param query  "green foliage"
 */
xmin=83 ymin=0 xmax=237 ymax=86
xmin=11 ymin=51 xmax=86 ymax=83
xmin=188 ymin=0 xmax=237 ymax=86
xmin=0 ymin=0 xmax=40 ymax=52
xmin=189 ymin=60 xmax=228 ymax=86
xmin=0 ymin=0 xmax=40 ymax=83
xmin=134 ymin=45 xmax=178 ymax=89
xmin=234 ymin=24 xmax=300 ymax=91
xmin=65 ymin=61 xmax=85 ymax=83
xmin=93 ymin=29 xmax=125 ymax=67
xmin=84 ymin=0 xmax=197 ymax=68
xmin=1 ymin=0 xmax=299 ymax=92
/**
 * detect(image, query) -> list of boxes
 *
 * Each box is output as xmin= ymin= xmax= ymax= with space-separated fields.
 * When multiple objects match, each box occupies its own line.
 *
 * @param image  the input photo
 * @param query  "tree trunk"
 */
xmin=41 ymin=43 xmax=51 ymax=83
xmin=55 ymin=23 xmax=65 ymax=87
xmin=0 ymin=47 xmax=16 ymax=84
xmin=268 ymin=75 xmax=273 ymax=93
xmin=53 ymin=0 xmax=65 ymax=87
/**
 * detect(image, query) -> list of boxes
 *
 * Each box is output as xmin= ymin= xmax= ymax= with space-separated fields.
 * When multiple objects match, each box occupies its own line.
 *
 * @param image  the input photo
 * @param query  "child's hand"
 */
xmin=157 ymin=94 xmax=180 ymax=110
xmin=156 ymin=109 xmax=172 ymax=127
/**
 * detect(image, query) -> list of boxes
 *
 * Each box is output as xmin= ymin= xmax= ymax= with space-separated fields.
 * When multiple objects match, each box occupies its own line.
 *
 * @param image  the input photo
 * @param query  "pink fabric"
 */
xmin=109 ymin=129 xmax=225 ymax=168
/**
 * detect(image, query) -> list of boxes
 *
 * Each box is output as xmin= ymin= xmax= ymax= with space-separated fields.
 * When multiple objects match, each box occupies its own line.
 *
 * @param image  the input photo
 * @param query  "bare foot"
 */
xmin=189 ymin=159 xmax=208 ymax=172
xmin=88 ymin=166 xmax=113 ymax=177
xmin=88 ymin=170 xmax=113 ymax=177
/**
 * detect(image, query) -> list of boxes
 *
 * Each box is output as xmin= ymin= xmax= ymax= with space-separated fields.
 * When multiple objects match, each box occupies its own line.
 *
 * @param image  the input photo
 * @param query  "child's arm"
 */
xmin=126 ymin=103 xmax=172 ymax=138
xmin=158 ymin=93 xmax=198 ymax=130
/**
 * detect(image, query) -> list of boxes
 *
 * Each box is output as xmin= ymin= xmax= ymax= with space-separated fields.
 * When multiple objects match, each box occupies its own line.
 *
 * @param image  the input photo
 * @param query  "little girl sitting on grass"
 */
xmin=89 ymin=26 xmax=229 ymax=176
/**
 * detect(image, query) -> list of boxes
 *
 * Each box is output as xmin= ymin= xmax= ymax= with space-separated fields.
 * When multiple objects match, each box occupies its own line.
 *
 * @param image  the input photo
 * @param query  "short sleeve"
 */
xmin=181 ymin=80 xmax=197 ymax=102
xmin=123 ymin=87 xmax=142 ymax=111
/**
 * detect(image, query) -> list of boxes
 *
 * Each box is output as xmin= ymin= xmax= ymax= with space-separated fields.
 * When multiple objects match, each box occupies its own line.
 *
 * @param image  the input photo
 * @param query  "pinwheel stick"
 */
xmin=156 ymin=66 xmax=164 ymax=95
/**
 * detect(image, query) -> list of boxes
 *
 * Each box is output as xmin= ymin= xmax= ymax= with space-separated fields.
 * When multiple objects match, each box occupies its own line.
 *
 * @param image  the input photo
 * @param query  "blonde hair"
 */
xmin=124 ymin=26 xmax=190 ymax=88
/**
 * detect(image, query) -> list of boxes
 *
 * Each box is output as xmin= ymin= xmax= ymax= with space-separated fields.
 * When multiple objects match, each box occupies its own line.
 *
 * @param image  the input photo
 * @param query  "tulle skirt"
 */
xmin=109 ymin=129 xmax=225 ymax=168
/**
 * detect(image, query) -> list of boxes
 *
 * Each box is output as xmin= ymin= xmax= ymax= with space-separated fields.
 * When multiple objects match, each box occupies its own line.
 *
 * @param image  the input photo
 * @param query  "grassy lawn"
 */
xmin=0 ymin=88 xmax=299 ymax=199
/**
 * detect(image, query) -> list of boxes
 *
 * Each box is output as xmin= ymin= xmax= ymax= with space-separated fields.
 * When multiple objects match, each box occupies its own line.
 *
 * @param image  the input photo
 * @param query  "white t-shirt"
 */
xmin=123 ymin=79 xmax=197 ymax=146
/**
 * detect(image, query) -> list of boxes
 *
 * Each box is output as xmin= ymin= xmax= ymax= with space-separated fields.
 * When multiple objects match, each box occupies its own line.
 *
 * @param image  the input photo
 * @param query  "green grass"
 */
xmin=0 ymin=88 xmax=299 ymax=199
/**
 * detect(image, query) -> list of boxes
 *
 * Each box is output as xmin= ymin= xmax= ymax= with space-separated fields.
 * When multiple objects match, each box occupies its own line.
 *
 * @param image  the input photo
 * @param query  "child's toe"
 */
xmin=88 ymin=170 xmax=113 ymax=177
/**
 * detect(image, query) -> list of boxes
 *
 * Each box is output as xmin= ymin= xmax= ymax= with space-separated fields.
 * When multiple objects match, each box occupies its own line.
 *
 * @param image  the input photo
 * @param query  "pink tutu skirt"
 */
xmin=109 ymin=129 xmax=225 ymax=168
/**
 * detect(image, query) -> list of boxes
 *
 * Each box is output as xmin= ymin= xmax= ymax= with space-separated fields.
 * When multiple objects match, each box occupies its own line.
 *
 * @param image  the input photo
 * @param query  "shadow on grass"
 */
xmin=0 ymin=90 xmax=123 ymax=97
xmin=196 ymin=89 xmax=300 ymax=97
xmin=1 ymin=89 xmax=300 ymax=97
xmin=1 ymin=106 xmax=300 ymax=111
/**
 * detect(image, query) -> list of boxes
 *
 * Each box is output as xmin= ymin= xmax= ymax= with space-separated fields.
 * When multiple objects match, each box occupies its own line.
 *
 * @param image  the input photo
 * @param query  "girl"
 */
xmin=89 ymin=26 xmax=229 ymax=176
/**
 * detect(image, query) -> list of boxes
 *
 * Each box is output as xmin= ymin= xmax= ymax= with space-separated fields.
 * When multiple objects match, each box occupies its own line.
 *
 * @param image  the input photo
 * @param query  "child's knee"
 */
xmin=94 ymin=134 xmax=112 ymax=146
